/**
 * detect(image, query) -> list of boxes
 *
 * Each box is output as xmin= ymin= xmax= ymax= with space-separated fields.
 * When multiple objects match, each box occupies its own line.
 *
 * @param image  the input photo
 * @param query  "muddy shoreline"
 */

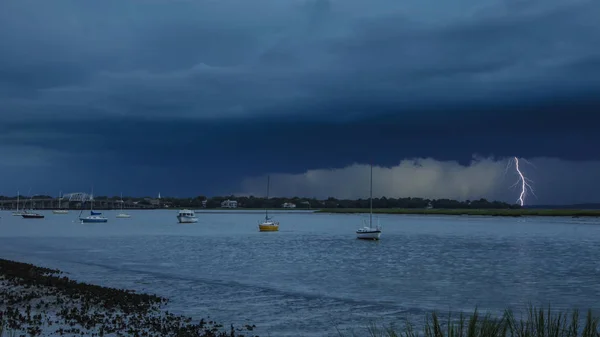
xmin=0 ymin=258 xmax=257 ymax=337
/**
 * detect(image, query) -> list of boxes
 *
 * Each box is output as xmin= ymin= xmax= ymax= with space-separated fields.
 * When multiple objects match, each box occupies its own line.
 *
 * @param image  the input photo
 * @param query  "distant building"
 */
xmin=426 ymin=202 xmax=433 ymax=209
xmin=282 ymin=202 xmax=296 ymax=208
xmin=201 ymin=200 xmax=207 ymax=208
xmin=221 ymin=200 xmax=238 ymax=208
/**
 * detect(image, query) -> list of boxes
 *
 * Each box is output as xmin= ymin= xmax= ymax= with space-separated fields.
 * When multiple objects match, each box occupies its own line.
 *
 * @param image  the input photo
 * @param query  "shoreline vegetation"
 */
xmin=338 ymin=307 xmax=600 ymax=337
xmin=3 ymin=194 xmax=599 ymax=216
xmin=2 ymin=207 xmax=599 ymax=217
xmin=316 ymin=208 xmax=600 ymax=217
xmin=1 ymin=195 xmax=523 ymax=211
xmin=2 ymin=259 xmax=600 ymax=337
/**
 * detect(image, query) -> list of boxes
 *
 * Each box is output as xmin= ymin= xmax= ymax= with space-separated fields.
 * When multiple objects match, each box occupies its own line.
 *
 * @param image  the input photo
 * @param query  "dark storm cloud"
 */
xmin=2 ymin=0 xmax=600 ymax=122
xmin=1 ymin=0 xmax=599 ymax=200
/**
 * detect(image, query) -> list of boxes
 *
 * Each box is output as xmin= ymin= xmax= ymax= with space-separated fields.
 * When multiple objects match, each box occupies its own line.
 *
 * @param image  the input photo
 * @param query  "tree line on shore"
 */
xmin=0 ymin=194 xmax=520 ymax=209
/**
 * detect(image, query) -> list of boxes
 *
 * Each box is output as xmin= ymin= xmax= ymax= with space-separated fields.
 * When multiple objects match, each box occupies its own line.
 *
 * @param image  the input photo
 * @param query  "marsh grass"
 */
xmin=318 ymin=208 xmax=600 ymax=217
xmin=339 ymin=307 xmax=600 ymax=337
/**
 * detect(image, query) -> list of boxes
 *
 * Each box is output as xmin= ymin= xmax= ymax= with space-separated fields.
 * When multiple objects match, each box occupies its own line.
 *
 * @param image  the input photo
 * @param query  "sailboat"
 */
xmin=21 ymin=193 xmax=45 ymax=219
xmin=258 ymin=175 xmax=279 ymax=232
xmin=356 ymin=164 xmax=382 ymax=240
xmin=116 ymin=193 xmax=131 ymax=218
xmin=79 ymin=192 xmax=108 ymax=223
xmin=12 ymin=191 xmax=25 ymax=216
xmin=53 ymin=191 xmax=69 ymax=214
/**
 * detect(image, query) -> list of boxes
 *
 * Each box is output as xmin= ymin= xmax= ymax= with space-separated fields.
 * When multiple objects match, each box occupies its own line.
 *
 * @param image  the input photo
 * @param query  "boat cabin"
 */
xmin=178 ymin=209 xmax=195 ymax=217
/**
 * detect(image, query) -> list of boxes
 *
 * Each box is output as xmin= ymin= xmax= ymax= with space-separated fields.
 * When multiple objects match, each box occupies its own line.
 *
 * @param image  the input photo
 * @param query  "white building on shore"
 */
xmin=221 ymin=199 xmax=238 ymax=208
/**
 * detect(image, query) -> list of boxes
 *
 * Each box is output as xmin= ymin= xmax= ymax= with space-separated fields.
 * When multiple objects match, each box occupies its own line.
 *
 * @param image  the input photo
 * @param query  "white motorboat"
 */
xmin=356 ymin=164 xmax=382 ymax=240
xmin=177 ymin=209 xmax=198 ymax=223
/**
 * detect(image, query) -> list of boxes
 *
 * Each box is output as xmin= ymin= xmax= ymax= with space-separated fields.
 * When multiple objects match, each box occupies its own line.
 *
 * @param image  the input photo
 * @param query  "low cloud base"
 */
xmin=239 ymin=156 xmax=600 ymax=205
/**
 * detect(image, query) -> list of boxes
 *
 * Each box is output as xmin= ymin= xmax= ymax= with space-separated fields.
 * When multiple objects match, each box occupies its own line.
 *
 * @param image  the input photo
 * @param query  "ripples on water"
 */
xmin=1 ymin=210 xmax=600 ymax=336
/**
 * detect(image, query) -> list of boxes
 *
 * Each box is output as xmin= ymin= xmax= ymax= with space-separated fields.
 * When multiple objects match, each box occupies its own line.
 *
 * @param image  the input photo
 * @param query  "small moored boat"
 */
xmin=356 ymin=164 xmax=382 ymax=240
xmin=53 ymin=191 xmax=69 ymax=214
xmin=258 ymin=218 xmax=279 ymax=232
xmin=22 ymin=211 xmax=45 ymax=219
xmin=12 ymin=191 xmax=24 ymax=216
xmin=21 ymin=193 xmax=44 ymax=219
xmin=177 ymin=209 xmax=198 ymax=223
xmin=80 ymin=211 xmax=108 ymax=223
xmin=258 ymin=175 xmax=279 ymax=232
xmin=79 ymin=192 xmax=108 ymax=223
xmin=116 ymin=193 xmax=131 ymax=218
xmin=356 ymin=224 xmax=381 ymax=240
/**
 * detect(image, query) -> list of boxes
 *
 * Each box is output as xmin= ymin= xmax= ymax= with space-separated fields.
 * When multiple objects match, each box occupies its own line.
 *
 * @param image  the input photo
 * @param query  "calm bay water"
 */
xmin=1 ymin=210 xmax=600 ymax=336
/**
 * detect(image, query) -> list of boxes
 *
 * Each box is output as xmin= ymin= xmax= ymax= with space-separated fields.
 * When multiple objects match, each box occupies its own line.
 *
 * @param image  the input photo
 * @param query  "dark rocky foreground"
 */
xmin=0 ymin=258 xmax=257 ymax=337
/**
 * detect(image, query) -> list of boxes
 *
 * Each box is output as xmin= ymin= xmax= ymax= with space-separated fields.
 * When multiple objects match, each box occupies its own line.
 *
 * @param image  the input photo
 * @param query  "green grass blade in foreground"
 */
xmin=338 ymin=306 xmax=600 ymax=337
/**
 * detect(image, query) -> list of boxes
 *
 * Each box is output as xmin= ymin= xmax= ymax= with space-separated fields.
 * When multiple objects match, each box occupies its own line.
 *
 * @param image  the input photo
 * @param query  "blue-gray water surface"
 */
xmin=1 ymin=210 xmax=600 ymax=336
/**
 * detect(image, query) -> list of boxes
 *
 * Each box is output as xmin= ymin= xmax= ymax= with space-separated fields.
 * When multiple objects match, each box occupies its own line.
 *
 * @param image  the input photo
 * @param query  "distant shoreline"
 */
xmin=316 ymin=208 xmax=600 ymax=217
xmin=4 ymin=208 xmax=600 ymax=217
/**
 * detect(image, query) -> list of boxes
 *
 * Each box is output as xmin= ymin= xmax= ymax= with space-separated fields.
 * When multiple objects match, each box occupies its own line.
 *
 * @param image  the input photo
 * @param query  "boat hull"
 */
xmin=177 ymin=216 xmax=198 ymax=223
xmin=53 ymin=210 xmax=69 ymax=214
xmin=116 ymin=213 xmax=131 ymax=218
xmin=12 ymin=212 xmax=25 ymax=216
xmin=22 ymin=214 xmax=45 ymax=219
xmin=356 ymin=230 xmax=381 ymax=240
xmin=259 ymin=224 xmax=279 ymax=232
xmin=80 ymin=217 xmax=108 ymax=223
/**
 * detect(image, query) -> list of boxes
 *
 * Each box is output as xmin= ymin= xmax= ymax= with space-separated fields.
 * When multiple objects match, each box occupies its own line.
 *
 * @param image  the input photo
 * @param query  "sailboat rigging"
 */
xmin=21 ymin=191 xmax=45 ymax=219
xmin=258 ymin=175 xmax=279 ymax=232
xmin=12 ymin=190 xmax=24 ymax=216
xmin=116 ymin=192 xmax=131 ymax=218
xmin=79 ymin=190 xmax=108 ymax=223
xmin=53 ymin=191 xmax=69 ymax=214
xmin=356 ymin=164 xmax=382 ymax=240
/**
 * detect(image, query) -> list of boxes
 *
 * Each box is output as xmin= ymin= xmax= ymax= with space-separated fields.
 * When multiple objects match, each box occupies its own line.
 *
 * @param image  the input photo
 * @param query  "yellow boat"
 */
xmin=258 ymin=219 xmax=279 ymax=232
xmin=258 ymin=175 xmax=280 ymax=232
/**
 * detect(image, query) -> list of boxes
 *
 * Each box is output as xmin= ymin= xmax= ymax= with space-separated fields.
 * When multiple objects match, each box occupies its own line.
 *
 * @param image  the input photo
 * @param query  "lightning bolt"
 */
xmin=506 ymin=156 xmax=536 ymax=206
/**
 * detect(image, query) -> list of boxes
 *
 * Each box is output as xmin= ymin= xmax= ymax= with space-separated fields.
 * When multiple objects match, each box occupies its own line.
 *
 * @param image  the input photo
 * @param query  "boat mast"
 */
xmin=265 ymin=175 xmax=270 ymax=221
xmin=16 ymin=191 xmax=19 ymax=211
xmin=27 ymin=188 xmax=32 ymax=211
xmin=369 ymin=163 xmax=373 ymax=227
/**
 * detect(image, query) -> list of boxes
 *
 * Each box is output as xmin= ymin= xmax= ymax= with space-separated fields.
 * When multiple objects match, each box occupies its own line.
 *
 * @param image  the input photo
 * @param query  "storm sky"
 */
xmin=1 ymin=0 xmax=599 ymax=204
